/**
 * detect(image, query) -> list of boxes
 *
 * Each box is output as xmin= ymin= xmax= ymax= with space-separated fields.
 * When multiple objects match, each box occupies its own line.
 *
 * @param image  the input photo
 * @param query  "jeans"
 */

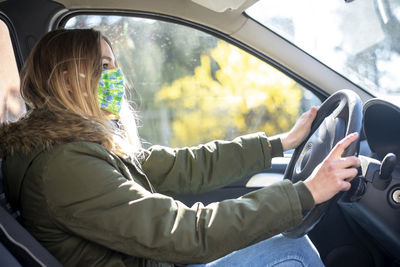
xmin=187 ymin=234 xmax=324 ymax=267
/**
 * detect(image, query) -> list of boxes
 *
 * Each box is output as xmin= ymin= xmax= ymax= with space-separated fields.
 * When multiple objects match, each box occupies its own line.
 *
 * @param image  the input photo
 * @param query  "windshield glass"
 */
xmin=247 ymin=0 xmax=400 ymax=99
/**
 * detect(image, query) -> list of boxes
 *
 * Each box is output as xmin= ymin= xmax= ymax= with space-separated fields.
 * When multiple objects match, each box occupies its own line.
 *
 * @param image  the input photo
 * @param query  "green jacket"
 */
xmin=0 ymin=109 xmax=314 ymax=266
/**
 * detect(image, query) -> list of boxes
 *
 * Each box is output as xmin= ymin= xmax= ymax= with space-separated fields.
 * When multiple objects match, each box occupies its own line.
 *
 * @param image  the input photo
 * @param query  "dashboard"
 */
xmin=339 ymin=99 xmax=400 ymax=259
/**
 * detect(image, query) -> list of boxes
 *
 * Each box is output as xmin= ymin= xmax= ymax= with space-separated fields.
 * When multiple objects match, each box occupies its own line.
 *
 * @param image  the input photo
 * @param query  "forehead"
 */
xmin=100 ymin=38 xmax=115 ymax=61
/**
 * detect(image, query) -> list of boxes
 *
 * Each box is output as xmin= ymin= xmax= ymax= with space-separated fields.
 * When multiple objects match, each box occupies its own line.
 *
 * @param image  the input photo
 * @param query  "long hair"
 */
xmin=20 ymin=29 xmax=142 ymax=158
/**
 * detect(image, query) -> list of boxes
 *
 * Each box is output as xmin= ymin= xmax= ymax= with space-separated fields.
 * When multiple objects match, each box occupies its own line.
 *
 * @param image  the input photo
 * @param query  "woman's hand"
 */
xmin=280 ymin=106 xmax=318 ymax=151
xmin=304 ymin=133 xmax=361 ymax=204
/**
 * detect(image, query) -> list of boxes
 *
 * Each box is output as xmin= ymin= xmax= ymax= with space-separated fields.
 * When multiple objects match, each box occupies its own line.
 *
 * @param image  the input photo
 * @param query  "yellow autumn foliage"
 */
xmin=157 ymin=41 xmax=302 ymax=147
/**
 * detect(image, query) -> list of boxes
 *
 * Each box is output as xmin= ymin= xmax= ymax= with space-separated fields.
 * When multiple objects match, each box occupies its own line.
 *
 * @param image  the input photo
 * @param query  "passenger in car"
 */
xmin=0 ymin=29 xmax=360 ymax=267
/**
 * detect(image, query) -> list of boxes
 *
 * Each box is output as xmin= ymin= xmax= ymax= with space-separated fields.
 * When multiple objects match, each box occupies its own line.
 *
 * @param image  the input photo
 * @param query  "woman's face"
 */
xmin=100 ymin=38 xmax=116 ymax=70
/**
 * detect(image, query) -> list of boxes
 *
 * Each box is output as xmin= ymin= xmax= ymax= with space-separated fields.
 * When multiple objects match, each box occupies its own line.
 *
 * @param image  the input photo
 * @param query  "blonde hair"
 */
xmin=20 ymin=29 xmax=142 ymax=157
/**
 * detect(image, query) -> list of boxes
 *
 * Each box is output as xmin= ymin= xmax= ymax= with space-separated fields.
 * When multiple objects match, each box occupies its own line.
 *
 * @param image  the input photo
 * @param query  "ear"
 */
xmin=62 ymin=70 xmax=72 ymax=92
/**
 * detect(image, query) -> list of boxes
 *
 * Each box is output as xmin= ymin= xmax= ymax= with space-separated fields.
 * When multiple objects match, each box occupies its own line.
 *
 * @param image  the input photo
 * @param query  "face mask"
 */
xmin=98 ymin=68 xmax=125 ymax=116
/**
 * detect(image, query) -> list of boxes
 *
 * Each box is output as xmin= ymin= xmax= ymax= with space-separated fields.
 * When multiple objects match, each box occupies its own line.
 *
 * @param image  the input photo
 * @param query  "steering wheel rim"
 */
xmin=282 ymin=89 xmax=362 ymax=238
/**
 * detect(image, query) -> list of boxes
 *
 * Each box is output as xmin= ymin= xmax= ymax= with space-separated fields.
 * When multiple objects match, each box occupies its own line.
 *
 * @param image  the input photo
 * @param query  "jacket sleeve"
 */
xmin=141 ymin=132 xmax=284 ymax=195
xmin=42 ymin=142 xmax=313 ymax=265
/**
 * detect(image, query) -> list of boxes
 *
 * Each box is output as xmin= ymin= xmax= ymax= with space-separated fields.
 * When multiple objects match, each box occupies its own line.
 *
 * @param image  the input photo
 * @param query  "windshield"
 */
xmin=247 ymin=0 xmax=400 ymax=99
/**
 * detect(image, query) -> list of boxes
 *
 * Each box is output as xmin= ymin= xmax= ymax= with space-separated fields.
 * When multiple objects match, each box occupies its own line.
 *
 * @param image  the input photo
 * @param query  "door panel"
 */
xmin=176 ymin=156 xmax=290 ymax=205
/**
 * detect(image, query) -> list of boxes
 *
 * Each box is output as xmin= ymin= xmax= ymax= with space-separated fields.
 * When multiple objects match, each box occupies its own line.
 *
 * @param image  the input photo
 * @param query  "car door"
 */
xmin=62 ymin=13 xmax=322 ymax=205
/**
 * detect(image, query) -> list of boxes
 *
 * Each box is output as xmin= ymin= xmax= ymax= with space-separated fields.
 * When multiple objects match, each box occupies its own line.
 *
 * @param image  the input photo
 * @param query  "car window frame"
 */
xmin=0 ymin=12 xmax=27 ymax=122
xmin=0 ymin=12 xmax=24 ymax=71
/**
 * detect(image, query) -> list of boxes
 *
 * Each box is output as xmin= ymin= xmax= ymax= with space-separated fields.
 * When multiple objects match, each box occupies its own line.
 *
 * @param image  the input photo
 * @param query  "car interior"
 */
xmin=1 ymin=0 xmax=400 ymax=266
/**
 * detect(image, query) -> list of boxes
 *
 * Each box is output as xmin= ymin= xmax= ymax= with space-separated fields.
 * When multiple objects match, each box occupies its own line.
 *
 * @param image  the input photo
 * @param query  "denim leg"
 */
xmin=187 ymin=234 xmax=324 ymax=267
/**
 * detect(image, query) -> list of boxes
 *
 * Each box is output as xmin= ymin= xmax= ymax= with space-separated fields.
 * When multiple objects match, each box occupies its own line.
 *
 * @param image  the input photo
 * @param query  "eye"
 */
xmin=102 ymin=63 xmax=109 ymax=70
xmin=102 ymin=58 xmax=111 ymax=70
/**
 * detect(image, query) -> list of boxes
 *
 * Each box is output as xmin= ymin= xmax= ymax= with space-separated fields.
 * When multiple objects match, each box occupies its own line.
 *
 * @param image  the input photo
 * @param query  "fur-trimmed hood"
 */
xmin=0 ymin=109 xmax=113 ymax=211
xmin=0 ymin=109 xmax=109 ymax=158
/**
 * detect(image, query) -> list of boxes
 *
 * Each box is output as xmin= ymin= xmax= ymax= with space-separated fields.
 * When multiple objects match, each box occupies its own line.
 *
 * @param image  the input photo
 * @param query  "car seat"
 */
xmin=0 ymin=159 xmax=62 ymax=266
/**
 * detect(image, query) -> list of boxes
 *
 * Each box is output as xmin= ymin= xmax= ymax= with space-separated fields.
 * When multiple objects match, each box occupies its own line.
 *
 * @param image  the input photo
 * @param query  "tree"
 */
xmin=157 ymin=41 xmax=302 ymax=147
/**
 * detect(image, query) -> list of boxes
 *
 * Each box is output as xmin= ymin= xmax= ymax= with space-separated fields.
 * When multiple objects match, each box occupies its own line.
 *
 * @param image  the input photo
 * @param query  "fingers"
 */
xmin=305 ymin=131 xmax=360 ymax=204
xmin=310 ymin=106 xmax=319 ymax=114
xmin=339 ymin=180 xmax=352 ymax=191
xmin=336 ymin=168 xmax=358 ymax=183
xmin=329 ymin=132 xmax=359 ymax=159
xmin=304 ymin=106 xmax=318 ymax=121
xmin=334 ymin=156 xmax=361 ymax=169
xmin=308 ymin=107 xmax=318 ymax=122
xmin=338 ymin=168 xmax=358 ymax=191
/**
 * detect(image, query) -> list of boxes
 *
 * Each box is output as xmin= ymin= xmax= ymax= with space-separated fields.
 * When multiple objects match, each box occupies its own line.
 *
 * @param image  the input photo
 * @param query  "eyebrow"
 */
xmin=101 ymin=56 xmax=113 ymax=62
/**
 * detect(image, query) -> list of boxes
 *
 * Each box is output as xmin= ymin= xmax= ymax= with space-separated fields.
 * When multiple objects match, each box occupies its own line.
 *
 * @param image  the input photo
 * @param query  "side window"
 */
xmin=0 ymin=19 xmax=25 ymax=122
xmin=65 ymin=15 xmax=321 ymax=148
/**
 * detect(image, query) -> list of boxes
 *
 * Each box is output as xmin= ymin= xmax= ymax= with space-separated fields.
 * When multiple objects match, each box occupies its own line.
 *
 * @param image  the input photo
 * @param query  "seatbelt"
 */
xmin=0 ymin=204 xmax=62 ymax=266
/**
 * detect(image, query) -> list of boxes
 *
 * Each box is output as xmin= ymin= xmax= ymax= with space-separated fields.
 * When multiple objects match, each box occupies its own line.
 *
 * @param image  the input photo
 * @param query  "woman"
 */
xmin=0 ymin=29 xmax=360 ymax=266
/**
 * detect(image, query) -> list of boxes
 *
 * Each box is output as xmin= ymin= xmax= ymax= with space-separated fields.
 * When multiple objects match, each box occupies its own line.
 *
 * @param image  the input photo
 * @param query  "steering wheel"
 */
xmin=282 ymin=89 xmax=362 ymax=238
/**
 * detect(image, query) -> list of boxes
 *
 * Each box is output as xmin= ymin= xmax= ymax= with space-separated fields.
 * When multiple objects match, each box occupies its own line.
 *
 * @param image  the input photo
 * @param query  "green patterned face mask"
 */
xmin=98 ymin=68 xmax=125 ymax=116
